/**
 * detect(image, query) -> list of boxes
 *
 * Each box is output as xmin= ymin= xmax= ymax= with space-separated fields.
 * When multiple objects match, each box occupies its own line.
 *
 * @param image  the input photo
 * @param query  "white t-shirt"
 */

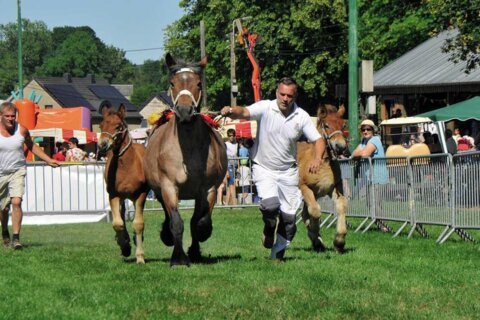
xmin=247 ymin=100 xmax=321 ymax=171
xmin=225 ymin=141 xmax=238 ymax=167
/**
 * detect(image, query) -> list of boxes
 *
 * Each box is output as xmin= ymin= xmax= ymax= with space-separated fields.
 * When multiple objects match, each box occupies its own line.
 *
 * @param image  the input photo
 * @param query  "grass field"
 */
xmin=0 ymin=207 xmax=479 ymax=319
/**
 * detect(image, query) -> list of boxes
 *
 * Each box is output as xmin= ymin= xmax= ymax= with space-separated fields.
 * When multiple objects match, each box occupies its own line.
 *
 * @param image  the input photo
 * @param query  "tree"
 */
xmin=166 ymin=0 xmax=348 ymax=112
xmin=0 ymin=19 xmax=52 ymax=98
xmin=426 ymin=0 xmax=480 ymax=72
xmin=358 ymin=0 xmax=434 ymax=70
xmin=37 ymin=31 xmax=101 ymax=77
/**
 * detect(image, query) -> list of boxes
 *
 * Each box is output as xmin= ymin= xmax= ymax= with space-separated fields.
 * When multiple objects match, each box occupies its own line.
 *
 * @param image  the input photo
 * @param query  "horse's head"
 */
xmin=166 ymin=53 xmax=207 ymax=123
xmin=98 ymin=102 xmax=129 ymax=154
xmin=317 ymin=104 xmax=347 ymax=157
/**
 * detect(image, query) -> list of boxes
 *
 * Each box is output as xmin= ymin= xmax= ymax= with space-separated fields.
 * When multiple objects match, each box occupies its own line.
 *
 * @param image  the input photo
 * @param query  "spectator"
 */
xmin=445 ymin=129 xmax=457 ymax=155
xmin=352 ymin=119 xmax=390 ymax=232
xmin=225 ymin=129 xmax=238 ymax=205
xmin=65 ymin=137 xmax=86 ymax=161
xmin=475 ymin=131 xmax=480 ymax=151
xmin=52 ymin=142 xmax=69 ymax=161
xmin=453 ymin=127 xmax=461 ymax=144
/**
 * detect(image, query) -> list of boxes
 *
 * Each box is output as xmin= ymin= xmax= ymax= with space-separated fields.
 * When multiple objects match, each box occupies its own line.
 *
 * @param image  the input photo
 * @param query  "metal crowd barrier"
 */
xmin=23 ymin=162 xmax=109 ymax=217
xmin=317 ymin=152 xmax=479 ymax=243
xmin=21 ymin=152 xmax=479 ymax=244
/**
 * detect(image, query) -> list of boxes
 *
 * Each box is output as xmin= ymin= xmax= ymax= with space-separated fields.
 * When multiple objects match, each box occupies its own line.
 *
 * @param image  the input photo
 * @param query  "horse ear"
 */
xmin=165 ymin=53 xmax=176 ymax=68
xmin=199 ymin=55 xmax=207 ymax=67
xmin=338 ymin=104 xmax=346 ymax=117
xmin=317 ymin=104 xmax=327 ymax=119
xmin=100 ymin=101 xmax=111 ymax=117
xmin=118 ymin=104 xmax=126 ymax=119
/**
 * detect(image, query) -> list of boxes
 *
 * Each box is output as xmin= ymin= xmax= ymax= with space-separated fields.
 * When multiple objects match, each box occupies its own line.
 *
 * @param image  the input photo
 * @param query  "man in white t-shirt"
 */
xmin=221 ymin=77 xmax=325 ymax=260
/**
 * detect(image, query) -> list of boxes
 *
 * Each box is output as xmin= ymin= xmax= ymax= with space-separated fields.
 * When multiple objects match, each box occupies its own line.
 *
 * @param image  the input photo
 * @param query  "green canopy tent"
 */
xmin=418 ymin=96 xmax=480 ymax=121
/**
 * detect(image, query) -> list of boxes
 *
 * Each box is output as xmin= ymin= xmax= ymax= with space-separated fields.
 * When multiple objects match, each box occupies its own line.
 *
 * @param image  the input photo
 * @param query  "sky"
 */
xmin=0 ymin=0 xmax=186 ymax=65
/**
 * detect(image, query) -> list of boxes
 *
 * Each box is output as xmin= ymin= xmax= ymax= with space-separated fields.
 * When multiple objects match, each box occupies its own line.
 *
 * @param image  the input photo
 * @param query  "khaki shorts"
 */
xmin=0 ymin=168 xmax=26 ymax=211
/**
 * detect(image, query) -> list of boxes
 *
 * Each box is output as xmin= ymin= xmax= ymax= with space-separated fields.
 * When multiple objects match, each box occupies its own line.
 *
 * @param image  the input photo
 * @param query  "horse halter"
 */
xmin=100 ymin=123 xmax=132 ymax=156
xmin=319 ymin=121 xmax=344 ymax=160
xmin=168 ymin=67 xmax=202 ymax=115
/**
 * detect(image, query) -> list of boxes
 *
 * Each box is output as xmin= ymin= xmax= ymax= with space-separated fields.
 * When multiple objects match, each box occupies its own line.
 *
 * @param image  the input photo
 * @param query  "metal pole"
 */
xmin=200 ymin=20 xmax=207 ymax=108
xmin=348 ymin=0 xmax=359 ymax=150
xmin=17 ymin=0 xmax=23 ymax=98
xmin=230 ymin=22 xmax=237 ymax=107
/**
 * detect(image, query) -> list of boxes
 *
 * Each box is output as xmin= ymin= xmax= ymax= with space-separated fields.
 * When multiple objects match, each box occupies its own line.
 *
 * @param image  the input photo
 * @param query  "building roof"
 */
xmin=111 ymin=84 xmax=134 ymax=97
xmin=34 ymin=73 xmax=141 ymax=120
xmin=139 ymin=91 xmax=173 ymax=111
xmin=374 ymin=30 xmax=480 ymax=94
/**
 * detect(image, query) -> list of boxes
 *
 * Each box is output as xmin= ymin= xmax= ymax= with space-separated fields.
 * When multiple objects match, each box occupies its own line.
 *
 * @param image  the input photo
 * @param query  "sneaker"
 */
xmin=12 ymin=239 xmax=23 ymax=250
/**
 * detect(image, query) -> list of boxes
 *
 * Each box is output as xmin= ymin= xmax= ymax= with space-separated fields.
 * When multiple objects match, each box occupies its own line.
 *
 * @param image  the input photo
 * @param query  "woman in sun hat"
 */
xmin=352 ymin=119 xmax=390 ymax=232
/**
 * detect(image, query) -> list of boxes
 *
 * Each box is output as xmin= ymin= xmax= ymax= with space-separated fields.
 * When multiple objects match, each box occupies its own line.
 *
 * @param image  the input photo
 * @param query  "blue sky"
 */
xmin=0 ymin=0 xmax=185 ymax=64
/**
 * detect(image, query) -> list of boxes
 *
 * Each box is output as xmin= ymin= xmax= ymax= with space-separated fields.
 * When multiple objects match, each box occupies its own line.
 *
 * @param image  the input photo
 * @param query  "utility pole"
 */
xmin=348 ymin=0 xmax=359 ymax=150
xmin=17 ymin=0 xmax=23 ymax=98
xmin=230 ymin=20 xmax=237 ymax=107
xmin=200 ymin=20 xmax=207 ymax=108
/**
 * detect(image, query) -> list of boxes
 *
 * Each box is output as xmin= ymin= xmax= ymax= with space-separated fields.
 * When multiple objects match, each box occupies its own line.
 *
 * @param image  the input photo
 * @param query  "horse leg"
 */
xmin=332 ymin=190 xmax=348 ymax=253
xmin=110 ymin=197 xmax=131 ymax=257
xmin=300 ymin=185 xmax=326 ymax=252
xmin=132 ymin=192 xmax=147 ymax=264
xmin=188 ymin=188 xmax=215 ymax=262
xmin=161 ymin=188 xmax=189 ymax=266
xmin=157 ymin=197 xmax=174 ymax=247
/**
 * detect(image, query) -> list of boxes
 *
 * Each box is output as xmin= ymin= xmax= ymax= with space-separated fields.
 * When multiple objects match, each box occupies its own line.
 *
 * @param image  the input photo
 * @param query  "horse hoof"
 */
xmin=313 ymin=237 xmax=326 ymax=253
xmin=188 ymin=247 xmax=202 ymax=263
xmin=136 ymin=255 xmax=145 ymax=264
xmin=333 ymin=238 xmax=346 ymax=254
xmin=121 ymin=244 xmax=132 ymax=257
xmin=170 ymin=257 xmax=191 ymax=267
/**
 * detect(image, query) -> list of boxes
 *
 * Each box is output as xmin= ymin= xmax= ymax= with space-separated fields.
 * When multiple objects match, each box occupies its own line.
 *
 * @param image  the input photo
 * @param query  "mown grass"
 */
xmin=0 ymin=207 xmax=478 ymax=320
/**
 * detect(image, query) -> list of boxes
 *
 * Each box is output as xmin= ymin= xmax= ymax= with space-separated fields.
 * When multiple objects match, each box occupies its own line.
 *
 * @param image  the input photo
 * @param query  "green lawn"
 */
xmin=0 ymin=207 xmax=478 ymax=319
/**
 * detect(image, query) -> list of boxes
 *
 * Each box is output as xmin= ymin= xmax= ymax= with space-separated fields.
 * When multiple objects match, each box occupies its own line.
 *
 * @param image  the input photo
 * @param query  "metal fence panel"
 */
xmin=409 ymin=154 xmax=452 ymax=226
xmin=23 ymin=162 xmax=109 ymax=214
xmin=452 ymin=152 xmax=480 ymax=229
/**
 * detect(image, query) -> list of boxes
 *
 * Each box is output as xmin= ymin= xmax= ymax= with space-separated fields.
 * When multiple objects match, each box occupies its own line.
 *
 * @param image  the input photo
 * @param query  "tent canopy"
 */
xmin=417 ymin=96 xmax=480 ymax=121
xmin=29 ymin=128 xmax=99 ymax=144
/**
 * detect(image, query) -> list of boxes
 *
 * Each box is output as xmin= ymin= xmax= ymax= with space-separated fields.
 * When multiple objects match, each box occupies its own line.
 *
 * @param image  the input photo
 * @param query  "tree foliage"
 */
xmin=426 ymin=0 xmax=480 ymax=71
xmin=165 ymin=0 xmax=478 ymax=111
xmin=0 ymin=20 xmax=138 ymax=100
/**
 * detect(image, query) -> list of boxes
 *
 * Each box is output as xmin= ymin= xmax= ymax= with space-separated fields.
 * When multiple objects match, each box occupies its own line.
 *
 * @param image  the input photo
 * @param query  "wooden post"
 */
xmin=200 ymin=20 xmax=207 ymax=108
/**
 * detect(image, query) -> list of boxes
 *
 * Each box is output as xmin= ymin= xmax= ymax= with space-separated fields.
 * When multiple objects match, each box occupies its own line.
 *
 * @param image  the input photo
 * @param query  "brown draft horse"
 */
xmin=297 ymin=104 xmax=348 ymax=252
xmin=144 ymin=53 xmax=227 ymax=266
xmin=98 ymin=102 xmax=149 ymax=264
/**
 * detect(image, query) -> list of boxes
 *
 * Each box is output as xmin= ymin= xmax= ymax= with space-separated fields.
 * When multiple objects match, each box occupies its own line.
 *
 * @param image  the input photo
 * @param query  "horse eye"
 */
xmin=170 ymin=82 xmax=174 ymax=87
xmin=197 ymin=82 xmax=201 ymax=88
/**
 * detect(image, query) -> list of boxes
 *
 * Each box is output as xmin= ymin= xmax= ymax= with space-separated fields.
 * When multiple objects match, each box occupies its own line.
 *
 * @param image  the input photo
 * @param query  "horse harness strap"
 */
xmin=169 ymin=68 xmax=202 ymax=114
xmin=320 ymin=122 xmax=343 ymax=160
xmin=100 ymin=124 xmax=132 ymax=157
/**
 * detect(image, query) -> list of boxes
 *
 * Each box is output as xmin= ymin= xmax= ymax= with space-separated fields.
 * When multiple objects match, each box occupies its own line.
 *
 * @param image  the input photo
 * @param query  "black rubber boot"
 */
xmin=261 ymin=209 xmax=278 ymax=249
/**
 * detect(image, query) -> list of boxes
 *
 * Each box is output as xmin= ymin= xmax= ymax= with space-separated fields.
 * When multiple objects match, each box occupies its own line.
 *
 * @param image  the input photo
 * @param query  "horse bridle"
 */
xmin=319 ymin=121 xmax=344 ymax=160
xmin=168 ymin=67 xmax=202 ymax=116
xmin=100 ymin=122 xmax=132 ymax=157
